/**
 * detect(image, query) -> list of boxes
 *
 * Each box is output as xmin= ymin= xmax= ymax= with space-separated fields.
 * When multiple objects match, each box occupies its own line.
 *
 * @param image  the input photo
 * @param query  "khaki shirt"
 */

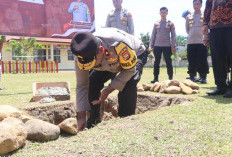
xmin=149 ymin=20 xmax=177 ymax=47
xmin=186 ymin=12 xmax=204 ymax=44
xmin=75 ymin=28 xmax=145 ymax=112
xmin=106 ymin=9 xmax=134 ymax=35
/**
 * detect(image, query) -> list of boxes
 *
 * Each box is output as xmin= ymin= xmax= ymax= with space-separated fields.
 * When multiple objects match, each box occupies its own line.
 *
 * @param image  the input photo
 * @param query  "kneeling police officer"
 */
xmin=71 ymin=28 xmax=148 ymax=131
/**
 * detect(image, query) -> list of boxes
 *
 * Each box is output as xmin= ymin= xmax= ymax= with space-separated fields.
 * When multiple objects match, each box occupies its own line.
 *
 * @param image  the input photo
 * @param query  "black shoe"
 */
xmin=87 ymin=117 xmax=101 ymax=129
xmin=187 ymin=74 xmax=197 ymax=82
xmin=195 ymin=78 xmax=201 ymax=82
xmin=198 ymin=78 xmax=207 ymax=84
xmin=223 ymin=89 xmax=232 ymax=98
xmin=198 ymin=74 xmax=207 ymax=84
xmin=189 ymin=76 xmax=197 ymax=82
xmin=151 ymin=79 xmax=158 ymax=83
xmin=207 ymin=88 xmax=227 ymax=96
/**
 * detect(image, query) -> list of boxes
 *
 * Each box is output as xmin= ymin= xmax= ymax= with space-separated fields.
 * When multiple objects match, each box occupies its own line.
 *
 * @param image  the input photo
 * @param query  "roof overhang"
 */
xmin=4 ymin=36 xmax=71 ymax=44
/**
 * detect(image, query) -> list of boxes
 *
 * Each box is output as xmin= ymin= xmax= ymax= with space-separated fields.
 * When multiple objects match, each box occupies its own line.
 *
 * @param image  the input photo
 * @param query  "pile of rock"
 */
xmin=138 ymin=79 xmax=200 ymax=95
xmin=0 ymin=105 xmax=78 ymax=155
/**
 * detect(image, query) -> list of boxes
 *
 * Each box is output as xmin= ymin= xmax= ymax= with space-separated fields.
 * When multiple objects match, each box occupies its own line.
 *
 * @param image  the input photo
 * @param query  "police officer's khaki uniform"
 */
xmin=106 ymin=9 xmax=134 ymax=35
xmin=186 ymin=12 xmax=209 ymax=79
xmin=149 ymin=20 xmax=177 ymax=81
xmin=75 ymin=28 xmax=147 ymax=127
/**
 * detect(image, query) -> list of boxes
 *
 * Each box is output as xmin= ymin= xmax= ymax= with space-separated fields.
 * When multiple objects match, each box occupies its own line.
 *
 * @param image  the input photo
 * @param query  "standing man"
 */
xmin=106 ymin=0 xmax=134 ymax=35
xmin=68 ymin=0 xmax=91 ymax=23
xmin=149 ymin=7 xmax=177 ymax=83
xmin=203 ymin=0 xmax=232 ymax=97
xmin=185 ymin=0 xmax=209 ymax=83
xmin=72 ymin=28 xmax=147 ymax=130
xmin=0 ymin=50 xmax=4 ymax=90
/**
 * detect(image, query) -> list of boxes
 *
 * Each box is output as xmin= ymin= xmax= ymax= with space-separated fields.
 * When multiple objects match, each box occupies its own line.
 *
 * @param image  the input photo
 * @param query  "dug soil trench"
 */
xmin=25 ymin=93 xmax=193 ymax=125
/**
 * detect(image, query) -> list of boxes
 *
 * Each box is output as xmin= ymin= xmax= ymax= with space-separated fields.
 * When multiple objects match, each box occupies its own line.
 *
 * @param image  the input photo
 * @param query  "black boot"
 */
xmin=198 ymin=74 xmax=207 ymax=84
xmin=151 ymin=76 xmax=159 ymax=83
xmin=224 ymin=80 xmax=232 ymax=98
xmin=87 ymin=108 xmax=101 ymax=129
xmin=188 ymin=74 xmax=197 ymax=82
xmin=223 ymin=88 xmax=232 ymax=98
xmin=207 ymin=88 xmax=227 ymax=96
xmin=87 ymin=117 xmax=101 ymax=129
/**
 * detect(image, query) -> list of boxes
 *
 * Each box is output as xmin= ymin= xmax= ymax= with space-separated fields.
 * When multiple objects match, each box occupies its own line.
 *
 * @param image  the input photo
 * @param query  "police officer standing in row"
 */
xmin=185 ymin=0 xmax=209 ymax=83
xmin=149 ymin=7 xmax=177 ymax=83
xmin=72 ymin=28 xmax=147 ymax=131
xmin=106 ymin=0 xmax=134 ymax=35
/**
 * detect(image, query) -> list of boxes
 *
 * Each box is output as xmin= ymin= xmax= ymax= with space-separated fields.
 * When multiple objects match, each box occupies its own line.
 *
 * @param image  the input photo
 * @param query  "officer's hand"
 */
xmin=92 ymin=86 xmax=115 ymax=105
xmin=172 ymin=47 xmax=176 ymax=54
xmin=148 ymin=47 xmax=153 ymax=52
xmin=74 ymin=4 xmax=79 ymax=10
xmin=203 ymin=40 xmax=210 ymax=47
xmin=77 ymin=111 xmax=87 ymax=131
xmin=202 ymin=25 xmax=208 ymax=36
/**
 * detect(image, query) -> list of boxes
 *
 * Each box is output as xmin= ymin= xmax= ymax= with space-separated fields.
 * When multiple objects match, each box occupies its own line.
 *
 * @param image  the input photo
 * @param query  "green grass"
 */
xmin=0 ymin=67 xmax=216 ymax=108
xmin=1 ymin=67 xmax=232 ymax=156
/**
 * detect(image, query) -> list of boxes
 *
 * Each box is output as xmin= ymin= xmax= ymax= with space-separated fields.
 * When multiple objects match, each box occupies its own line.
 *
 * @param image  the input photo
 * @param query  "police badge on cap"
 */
xmin=71 ymin=32 xmax=99 ymax=70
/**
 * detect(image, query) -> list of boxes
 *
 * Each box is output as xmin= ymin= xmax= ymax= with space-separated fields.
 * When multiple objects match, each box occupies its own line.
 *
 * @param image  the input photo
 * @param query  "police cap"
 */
xmin=71 ymin=32 xmax=99 ymax=70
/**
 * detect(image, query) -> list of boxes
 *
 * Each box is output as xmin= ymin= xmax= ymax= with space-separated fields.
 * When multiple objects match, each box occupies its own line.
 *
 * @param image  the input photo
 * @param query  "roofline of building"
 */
xmin=4 ymin=35 xmax=71 ymax=44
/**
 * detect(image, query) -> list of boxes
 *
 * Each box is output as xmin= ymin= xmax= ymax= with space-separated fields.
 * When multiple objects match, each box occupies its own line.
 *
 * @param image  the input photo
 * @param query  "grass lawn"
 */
xmin=1 ymin=67 xmax=232 ymax=156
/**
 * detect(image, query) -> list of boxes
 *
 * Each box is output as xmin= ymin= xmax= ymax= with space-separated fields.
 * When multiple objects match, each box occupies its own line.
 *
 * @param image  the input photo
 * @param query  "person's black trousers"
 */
xmin=210 ymin=27 xmax=232 ymax=89
xmin=187 ymin=44 xmax=209 ymax=77
xmin=88 ymin=51 xmax=148 ymax=126
xmin=153 ymin=46 xmax=173 ymax=80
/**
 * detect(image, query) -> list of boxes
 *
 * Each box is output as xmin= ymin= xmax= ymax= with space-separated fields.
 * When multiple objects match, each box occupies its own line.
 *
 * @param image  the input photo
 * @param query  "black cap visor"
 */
xmin=77 ymin=55 xmax=96 ymax=70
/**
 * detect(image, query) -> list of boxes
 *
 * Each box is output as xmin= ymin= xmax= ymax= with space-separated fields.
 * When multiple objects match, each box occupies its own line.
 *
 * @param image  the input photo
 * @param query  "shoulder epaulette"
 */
xmin=110 ymin=10 xmax=115 ymax=16
xmin=122 ymin=9 xmax=129 ymax=18
xmin=155 ymin=20 xmax=160 ymax=25
xmin=122 ymin=9 xmax=128 ymax=14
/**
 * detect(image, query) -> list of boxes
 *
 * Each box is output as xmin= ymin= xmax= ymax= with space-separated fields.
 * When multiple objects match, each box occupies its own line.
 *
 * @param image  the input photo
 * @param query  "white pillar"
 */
xmin=50 ymin=43 xmax=54 ymax=61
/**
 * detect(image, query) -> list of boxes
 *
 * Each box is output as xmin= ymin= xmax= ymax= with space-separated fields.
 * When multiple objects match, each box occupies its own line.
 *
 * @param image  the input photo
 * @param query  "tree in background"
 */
xmin=7 ymin=38 xmax=44 ymax=61
xmin=140 ymin=33 xmax=154 ymax=64
xmin=140 ymin=33 xmax=150 ymax=51
xmin=176 ymin=35 xmax=188 ymax=60
xmin=176 ymin=35 xmax=187 ymax=46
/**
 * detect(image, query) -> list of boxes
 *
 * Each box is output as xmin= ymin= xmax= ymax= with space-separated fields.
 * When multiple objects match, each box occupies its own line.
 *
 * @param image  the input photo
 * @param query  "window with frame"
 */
xmin=33 ymin=49 xmax=46 ymax=62
xmin=54 ymin=50 xmax=61 ymax=63
xmin=68 ymin=50 xmax=74 ymax=60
